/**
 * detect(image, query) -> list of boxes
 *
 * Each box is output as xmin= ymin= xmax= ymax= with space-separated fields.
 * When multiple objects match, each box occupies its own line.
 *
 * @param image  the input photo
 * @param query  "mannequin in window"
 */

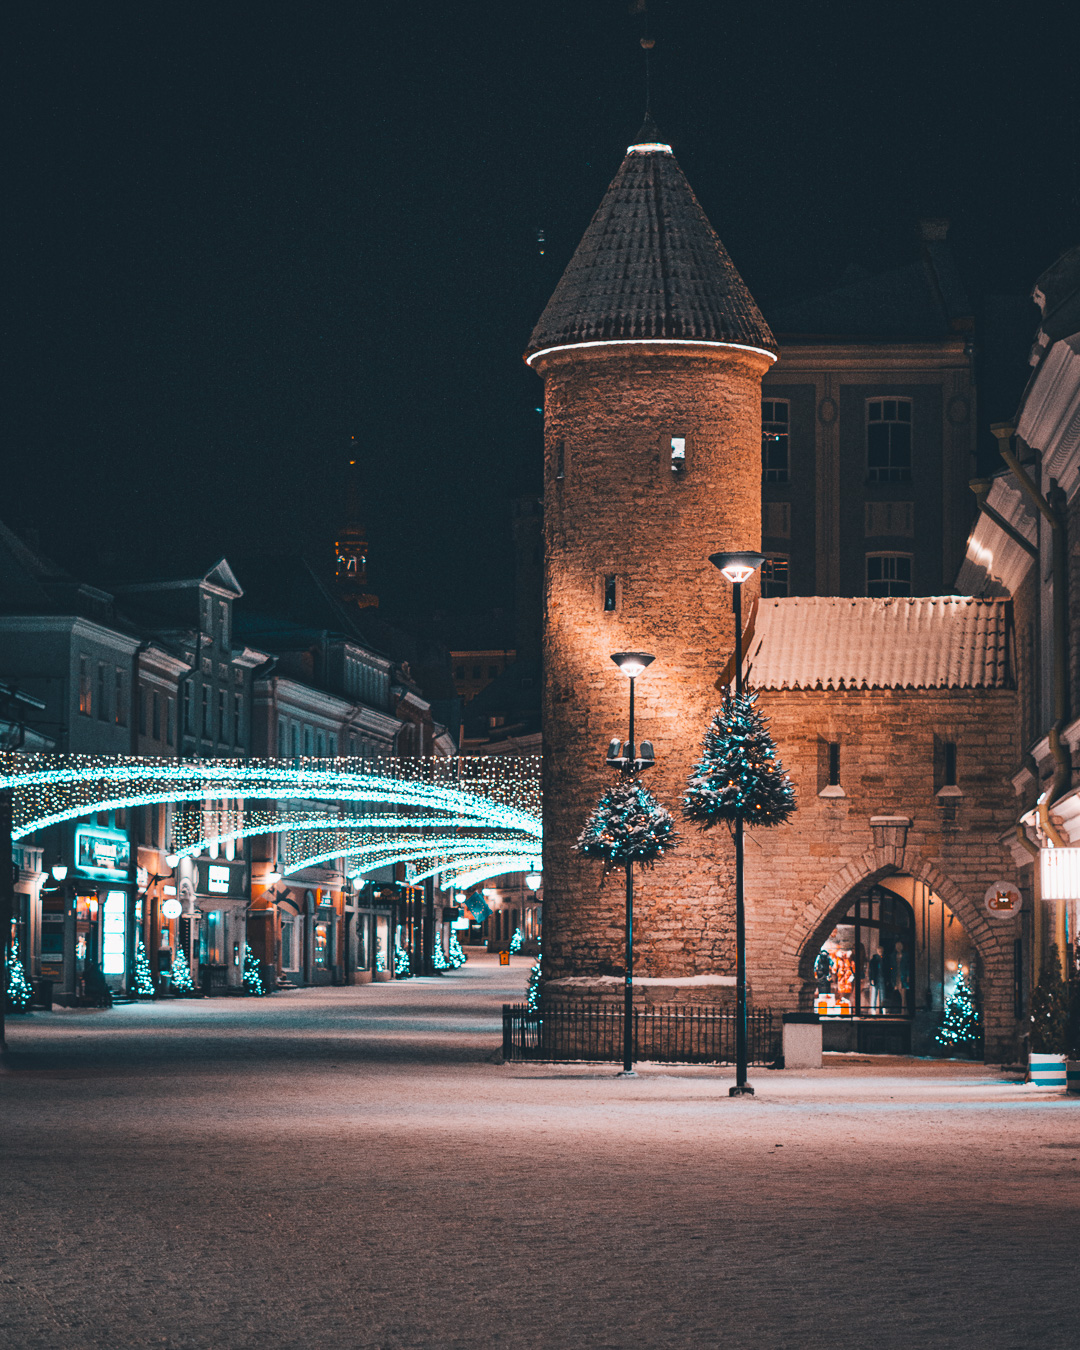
xmin=868 ymin=945 xmax=885 ymax=1010
xmin=814 ymin=948 xmax=833 ymax=994
xmin=835 ymin=950 xmax=855 ymax=999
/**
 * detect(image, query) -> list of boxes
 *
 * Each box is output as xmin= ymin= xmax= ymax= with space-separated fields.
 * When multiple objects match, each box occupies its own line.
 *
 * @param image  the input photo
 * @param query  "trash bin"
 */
xmin=499 ymin=950 xmax=511 ymax=966
xmin=781 ymin=1012 xmax=822 ymax=1069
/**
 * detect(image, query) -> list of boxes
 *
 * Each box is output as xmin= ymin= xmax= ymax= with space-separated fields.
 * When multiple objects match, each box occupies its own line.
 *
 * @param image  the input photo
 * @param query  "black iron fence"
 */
xmin=503 ymin=1002 xmax=780 ymax=1065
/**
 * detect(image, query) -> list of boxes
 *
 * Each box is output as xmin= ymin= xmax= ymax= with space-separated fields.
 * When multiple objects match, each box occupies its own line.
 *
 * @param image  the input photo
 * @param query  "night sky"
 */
xmin=10 ymin=1 xmax=1079 ymax=626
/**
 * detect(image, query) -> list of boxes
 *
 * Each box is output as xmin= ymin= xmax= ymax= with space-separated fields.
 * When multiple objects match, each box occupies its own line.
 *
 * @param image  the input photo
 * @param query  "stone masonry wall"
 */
xmin=750 ymin=686 xmax=1022 ymax=1060
xmin=536 ymin=342 xmax=773 ymax=986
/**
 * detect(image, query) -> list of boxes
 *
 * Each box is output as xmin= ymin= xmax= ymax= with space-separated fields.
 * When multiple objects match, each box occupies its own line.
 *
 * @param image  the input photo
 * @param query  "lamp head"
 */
xmin=51 ymin=864 xmax=68 ymax=881
xmin=264 ymin=870 xmax=282 ymax=886
xmin=525 ymin=871 xmax=542 ymax=892
xmin=610 ymin=651 xmax=655 ymax=679
xmin=709 ymin=551 xmax=765 ymax=585
xmin=164 ymin=853 xmax=179 ymax=869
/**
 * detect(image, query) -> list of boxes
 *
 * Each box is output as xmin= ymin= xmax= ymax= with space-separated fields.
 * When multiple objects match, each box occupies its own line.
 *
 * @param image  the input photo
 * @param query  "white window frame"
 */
xmin=762 ymin=399 xmax=790 ymax=484
xmin=866 ymin=397 xmax=913 ymax=483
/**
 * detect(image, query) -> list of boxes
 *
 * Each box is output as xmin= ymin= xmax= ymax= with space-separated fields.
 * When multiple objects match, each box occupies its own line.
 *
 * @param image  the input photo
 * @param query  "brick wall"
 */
xmin=751 ymin=686 xmax=1021 ymax=1060
xmin=535 ymin=342 xmax=773 ymax=988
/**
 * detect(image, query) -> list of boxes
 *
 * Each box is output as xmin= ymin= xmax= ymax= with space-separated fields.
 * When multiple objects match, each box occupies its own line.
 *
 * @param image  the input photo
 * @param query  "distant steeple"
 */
xmin=334 ymin=450 xmax=378 ymax=612
xmin=525 ymin=128 xmax=776 ymax=360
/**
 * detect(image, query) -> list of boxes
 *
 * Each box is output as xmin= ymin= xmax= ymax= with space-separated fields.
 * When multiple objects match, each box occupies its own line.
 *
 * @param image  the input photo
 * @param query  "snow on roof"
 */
xmin=749 ymin=596 xmax=1011 ymax=691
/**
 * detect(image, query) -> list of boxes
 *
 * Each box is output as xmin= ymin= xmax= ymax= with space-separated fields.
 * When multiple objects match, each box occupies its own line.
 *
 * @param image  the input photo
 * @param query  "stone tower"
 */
xmin=525 ymin=121 xmax=777 ymax=992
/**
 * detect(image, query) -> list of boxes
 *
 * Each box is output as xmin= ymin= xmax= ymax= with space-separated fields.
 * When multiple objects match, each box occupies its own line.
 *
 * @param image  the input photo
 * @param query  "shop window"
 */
xmin=866 ymin=553 xmax=912 ymax=597
xmin=813 ymin=888 xmax=915 ymax=1018
xmin=79 ymin=656 xmax=92 ymax=716
xmin=867 ymin=398 xmax=912 ymax=482
xmin=281 ymin=918 xmax=297 ymax=970
xmin=356 ymin=914 xmax=371 ymax=970
xmin=314 ymin=915 xmax=330 ymax=968
xmin=762 ymin=399 xmax=789 ymax=483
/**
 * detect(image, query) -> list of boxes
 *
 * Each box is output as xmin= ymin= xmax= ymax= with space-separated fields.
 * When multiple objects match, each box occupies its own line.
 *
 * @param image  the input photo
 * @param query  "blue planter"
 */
xmin=1029 ymin=1052 xmax=1067 ymax=1088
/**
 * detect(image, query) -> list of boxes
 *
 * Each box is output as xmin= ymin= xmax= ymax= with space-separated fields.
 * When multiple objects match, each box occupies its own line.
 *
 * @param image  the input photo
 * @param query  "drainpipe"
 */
xmin=992 ymin=423 xmax=1070 ymax=973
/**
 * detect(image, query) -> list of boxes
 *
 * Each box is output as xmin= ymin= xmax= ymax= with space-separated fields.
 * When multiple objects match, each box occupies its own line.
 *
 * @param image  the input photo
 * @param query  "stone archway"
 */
xmin=781 ymin=847 xmax=1016 ymax=1058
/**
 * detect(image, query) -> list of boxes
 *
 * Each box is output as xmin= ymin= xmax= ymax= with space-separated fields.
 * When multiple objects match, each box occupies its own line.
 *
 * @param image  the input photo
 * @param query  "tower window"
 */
xmin=867 ymin=399 xmax=912 ymax=482
xmin=670 ymin=436 xmax=686 ymax=472
xmin=603 ymin=575 xmax=617 ymax=611
xmin=554 ymin=439 xmax=565 ymax=481
xmin=762 ymin=556 xmax=790 ymax=598
xmin=943 ymin=741 xmax=958 ymax=787
xmin=762 ymin=400 xmax=790 ymax=483
xmin=866 ymin=553 xmax=912 ymax=597
xmin=828 ymin=742 xmax=841 ymax=787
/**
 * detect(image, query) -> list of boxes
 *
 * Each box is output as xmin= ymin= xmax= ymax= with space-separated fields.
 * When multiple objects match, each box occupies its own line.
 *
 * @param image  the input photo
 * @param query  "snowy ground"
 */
xmin=2 ymin=952 xmax=1078 ymax=1349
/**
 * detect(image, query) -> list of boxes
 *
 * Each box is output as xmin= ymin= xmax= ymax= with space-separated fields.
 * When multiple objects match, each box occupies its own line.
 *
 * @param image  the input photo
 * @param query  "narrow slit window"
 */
xmin=828 ymin=742 xmax=841 ymax=787
xmin=943 ymin=742 xmax=957 ymax=787
xmin=670 ymin=436 xmax=686 ymax=472
xmin=555 ymin=439 xmax=565 ymax=481
xmin=603 ymin=575 xmax=617 ymax=611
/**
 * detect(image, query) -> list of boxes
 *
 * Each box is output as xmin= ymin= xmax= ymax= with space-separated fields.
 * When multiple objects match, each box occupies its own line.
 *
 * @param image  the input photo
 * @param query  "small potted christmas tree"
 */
xmin=1028 ymin=944 xmax=1070 ymax=1087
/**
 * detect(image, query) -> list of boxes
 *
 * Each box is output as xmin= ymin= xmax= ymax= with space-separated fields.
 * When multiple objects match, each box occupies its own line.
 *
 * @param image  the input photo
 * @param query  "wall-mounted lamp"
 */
xmin=51 ymin=864 xmax=68 ymax=881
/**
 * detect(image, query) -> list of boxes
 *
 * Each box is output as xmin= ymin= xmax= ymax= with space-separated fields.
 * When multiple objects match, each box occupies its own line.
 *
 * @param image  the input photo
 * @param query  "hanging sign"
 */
xmin=984 ymin=880 xmax=1022 ymax=919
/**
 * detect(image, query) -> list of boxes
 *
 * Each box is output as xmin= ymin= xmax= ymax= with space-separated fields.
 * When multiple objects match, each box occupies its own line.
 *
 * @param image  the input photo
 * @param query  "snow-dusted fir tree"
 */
xmin=936 ymin=965 xmax=979 ymax=1048
xmin=448 ymin=931 xmax=467 ymax=969
xmin=683 ymin=692 xmax=796 ymax=830
xmin=5 ymin=936 xmax=34 ymax=1012
xmin=577 ymin=779 xmax=680 ymax=879
xmin=170 ymin=943 xmax=195 ymax=994
xmin=1029 ymin=944 xmax=1069 ymax=1054
xmin=131 ymin=935 xmax=156 ymax=998
xmin=242 ymin=942 xmax=267 ymax=996
xmin=432 ymin=930 xmax=450 ymax=970
xmin=509 ymin=927 xmax=523 ymax=954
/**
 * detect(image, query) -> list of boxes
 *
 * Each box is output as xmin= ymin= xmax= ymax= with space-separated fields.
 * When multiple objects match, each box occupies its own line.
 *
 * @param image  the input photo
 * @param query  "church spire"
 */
xmin=334 ymin=448 xmax=378 ymax=612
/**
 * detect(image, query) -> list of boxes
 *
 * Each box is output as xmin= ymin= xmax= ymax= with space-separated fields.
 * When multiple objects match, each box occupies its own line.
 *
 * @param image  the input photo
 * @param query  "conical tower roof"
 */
xmin=526 ymin=127 xmax=776 ymax=359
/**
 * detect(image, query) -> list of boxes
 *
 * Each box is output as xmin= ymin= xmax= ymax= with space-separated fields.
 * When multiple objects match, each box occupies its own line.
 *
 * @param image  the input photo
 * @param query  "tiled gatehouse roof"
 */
xmin=749 ymin=596 xmax=1012 ymax=691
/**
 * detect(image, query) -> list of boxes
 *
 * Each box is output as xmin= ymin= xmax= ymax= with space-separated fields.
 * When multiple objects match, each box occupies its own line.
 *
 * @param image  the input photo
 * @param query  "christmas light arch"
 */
xmin=0 ymin=754 xmax=542 ymax=882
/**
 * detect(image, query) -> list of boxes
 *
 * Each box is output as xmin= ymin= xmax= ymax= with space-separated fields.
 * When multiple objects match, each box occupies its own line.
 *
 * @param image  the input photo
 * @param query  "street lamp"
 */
xmin=708 ymin=550 xmax=764 ymax=1097
xmin=609 ymin=650 xmax=656 ymax=1078
xmin=51 ymin=864 xmax=68 ymax=881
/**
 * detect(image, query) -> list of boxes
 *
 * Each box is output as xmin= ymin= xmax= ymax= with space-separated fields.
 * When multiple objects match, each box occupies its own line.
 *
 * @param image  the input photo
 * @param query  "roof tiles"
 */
xmin=749 ymin=596 xmax=1011 ymax=691
xmin=526 ymin=140 xmax=776 ymax=357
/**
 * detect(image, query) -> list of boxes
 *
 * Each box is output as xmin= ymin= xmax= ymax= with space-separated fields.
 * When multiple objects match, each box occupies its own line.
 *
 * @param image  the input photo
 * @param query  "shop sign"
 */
xmin=984 ymin=880 xmax=1022 ymax=919
xmin=196 ymin=859 xmax=246 ymax=898
xmin=75 ymin=827 xmax=130 ymax=879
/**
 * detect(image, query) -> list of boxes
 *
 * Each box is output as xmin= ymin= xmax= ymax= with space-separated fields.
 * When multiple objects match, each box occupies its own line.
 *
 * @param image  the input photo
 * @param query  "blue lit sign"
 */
xmin=75 ymin=826 xmax=130 ymax=879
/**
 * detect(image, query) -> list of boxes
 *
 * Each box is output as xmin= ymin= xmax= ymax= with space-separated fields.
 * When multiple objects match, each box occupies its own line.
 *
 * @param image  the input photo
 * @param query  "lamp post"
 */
xmin=609 ymin=651 xmax=656 ymax=1077
xmin=708 ymin=551 xmax=764 ymax=1097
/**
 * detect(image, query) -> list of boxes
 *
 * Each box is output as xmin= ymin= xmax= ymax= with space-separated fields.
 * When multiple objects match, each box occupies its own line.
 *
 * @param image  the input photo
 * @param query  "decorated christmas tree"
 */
xmin=5 ymin=936 xmax=34 ymax=1013
xmin=432 ymin=929 xmax=450 ymax=970
xmin=936 ymin=965 xmax=979 ymax=1048
xmin=170 ymin=943 xmax=195 ymax=994
xmin=1029 ymin=944 xmax=1070 ymax=1054
xmin=509 ymin=927 xmax=523 ymax=954
xmin=577 ymin=779 xmax=680 ymax=878
xmin=242 ymin=942 xmax=267 ymax=996
xmin=393 ymin=939 xmax=411 ymax=978
xmin=130 ymin=935 xmax=156 ymax=998
xmin=683 ymin=692 xmax=796 ymax=829
xmin=448 ymin=931 xmax=467 ymax=968
xmin=527 ymin=940 xmax=542 ymax=1012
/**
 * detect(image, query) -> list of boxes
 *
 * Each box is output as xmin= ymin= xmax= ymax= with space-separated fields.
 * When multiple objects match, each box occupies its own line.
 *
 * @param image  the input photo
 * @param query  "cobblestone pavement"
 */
xmin=2 ymin=953 xmax=1079 ymax=1350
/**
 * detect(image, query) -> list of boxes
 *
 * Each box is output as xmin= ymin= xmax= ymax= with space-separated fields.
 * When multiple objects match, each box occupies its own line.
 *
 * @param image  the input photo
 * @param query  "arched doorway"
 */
xmin=810 ymin=876 xmax=980 ymax=1055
